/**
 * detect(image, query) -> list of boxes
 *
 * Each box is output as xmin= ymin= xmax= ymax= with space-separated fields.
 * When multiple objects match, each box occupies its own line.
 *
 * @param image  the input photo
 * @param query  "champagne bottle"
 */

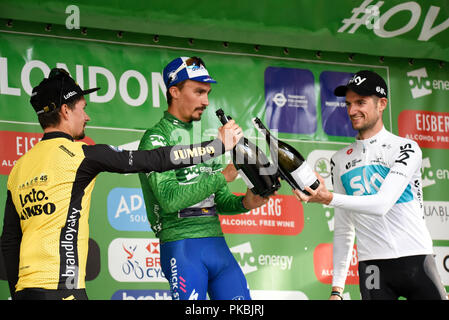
xmin=216 ymin=109 xmax=280 ymax=197
xmin=253 ymin=117 xmax=320 ymax=195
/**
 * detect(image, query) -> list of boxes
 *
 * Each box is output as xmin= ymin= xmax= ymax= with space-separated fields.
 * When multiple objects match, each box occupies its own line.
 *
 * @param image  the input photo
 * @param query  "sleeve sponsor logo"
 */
xmin=172 ymin=145 xmax=216 ymax=162
xmin=395 ymin=143 xmax=415 ymax=166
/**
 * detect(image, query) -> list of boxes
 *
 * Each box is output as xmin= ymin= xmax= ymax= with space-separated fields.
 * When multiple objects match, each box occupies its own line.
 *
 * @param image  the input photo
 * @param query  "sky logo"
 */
xmin=341 ymin=165 xmax=413 ymax=203
xmin=264 ymin=66 xmax=316 ymax=134
xmin=107 ymin=187 xmax=151 ymax=232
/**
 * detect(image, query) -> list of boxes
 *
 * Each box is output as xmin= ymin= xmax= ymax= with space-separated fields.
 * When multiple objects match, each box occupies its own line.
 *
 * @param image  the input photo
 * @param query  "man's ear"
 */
xmin=59 ymin=104 xmax=70 ymax=120
xmin=169 ymin=85 xmax=180 ymax=99
xmin=378 ymin=97 xmax=388 ymax=112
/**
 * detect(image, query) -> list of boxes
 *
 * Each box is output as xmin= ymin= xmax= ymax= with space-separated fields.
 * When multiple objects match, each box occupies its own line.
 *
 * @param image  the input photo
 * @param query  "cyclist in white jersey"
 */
xmin=294 ymin=70 xmax=447 ymax=300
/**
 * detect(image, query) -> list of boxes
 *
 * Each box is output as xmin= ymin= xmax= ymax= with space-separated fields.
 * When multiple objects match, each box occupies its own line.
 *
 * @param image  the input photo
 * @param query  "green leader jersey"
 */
xmin=138 ymin=112 xmax=247 ymax=243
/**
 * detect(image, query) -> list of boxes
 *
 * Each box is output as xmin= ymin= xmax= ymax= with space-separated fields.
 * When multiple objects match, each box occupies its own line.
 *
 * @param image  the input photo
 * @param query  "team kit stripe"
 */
xmin=58 ymin=159 xmax=92 ymax=289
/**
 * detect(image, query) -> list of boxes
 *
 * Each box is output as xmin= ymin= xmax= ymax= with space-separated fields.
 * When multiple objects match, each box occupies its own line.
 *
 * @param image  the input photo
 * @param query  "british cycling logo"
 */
xmin=108 ymin=238 xmax=166 ymax=282
xmin=407 ymin=67 xmax=449 ymax=99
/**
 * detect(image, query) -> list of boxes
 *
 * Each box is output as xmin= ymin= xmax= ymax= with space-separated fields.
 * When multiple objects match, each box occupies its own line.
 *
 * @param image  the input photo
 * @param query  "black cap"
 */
xmin=334 ymin=70 xmax=388 ymax=98
xmin=30 ymin=68 xmax=100 ymax=115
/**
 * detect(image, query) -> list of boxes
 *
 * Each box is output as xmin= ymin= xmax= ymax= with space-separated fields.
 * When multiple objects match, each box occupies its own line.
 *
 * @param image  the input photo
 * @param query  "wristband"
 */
xmin=331 ymin=291 xmax=343 ymax=300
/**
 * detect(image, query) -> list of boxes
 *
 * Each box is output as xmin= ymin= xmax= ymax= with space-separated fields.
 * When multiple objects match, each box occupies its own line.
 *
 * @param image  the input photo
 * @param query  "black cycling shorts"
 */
xmin=358 ymin=254 xmax=447 ymax=300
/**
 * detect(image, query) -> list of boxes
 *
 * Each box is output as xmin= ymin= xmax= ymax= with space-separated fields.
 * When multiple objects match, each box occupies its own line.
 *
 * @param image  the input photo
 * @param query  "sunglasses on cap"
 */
xmin=166 ymin=56 xmax=206 ymax=87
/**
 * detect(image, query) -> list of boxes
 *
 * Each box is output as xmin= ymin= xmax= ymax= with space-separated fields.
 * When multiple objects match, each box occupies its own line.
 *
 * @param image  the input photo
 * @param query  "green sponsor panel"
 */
xmin=1 ymin=1 xmax=449 ymax=62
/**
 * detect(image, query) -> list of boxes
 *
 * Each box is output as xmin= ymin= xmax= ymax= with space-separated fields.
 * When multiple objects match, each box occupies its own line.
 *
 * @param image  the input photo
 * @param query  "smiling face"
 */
xmin=345 ymin=90 xmax=387 ymax=139
xmin=168 ymin=80 xmax=211 ymax=122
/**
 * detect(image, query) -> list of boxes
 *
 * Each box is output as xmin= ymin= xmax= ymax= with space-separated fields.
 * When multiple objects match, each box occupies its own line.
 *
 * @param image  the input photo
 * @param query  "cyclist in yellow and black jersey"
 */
xmin=1 ymin=68 xmax=243 ymax=300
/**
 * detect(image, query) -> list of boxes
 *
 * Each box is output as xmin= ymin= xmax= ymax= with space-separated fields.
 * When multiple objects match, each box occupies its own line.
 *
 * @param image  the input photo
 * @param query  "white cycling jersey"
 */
xmin=329 ymin=127 xmax=434 ymax=289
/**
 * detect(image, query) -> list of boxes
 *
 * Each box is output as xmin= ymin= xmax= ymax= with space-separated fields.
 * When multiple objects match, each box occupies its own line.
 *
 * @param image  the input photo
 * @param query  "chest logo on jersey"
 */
xmin=342 ymin=165 xmax=386 ymax=196
xmin=19 ymin=188 xmax=56 ymax=220
xmin=345 ymin=158 xmax=362 ymax=170
xmin=149 ymin=135 xmax=167 ymax=147
xmin=341 ymin=165 xmax=413 ymax=203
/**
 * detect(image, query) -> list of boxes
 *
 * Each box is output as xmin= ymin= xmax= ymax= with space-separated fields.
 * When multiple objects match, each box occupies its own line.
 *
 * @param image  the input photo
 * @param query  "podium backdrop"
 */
xmin=0 ymin=0 xmax=448 ymax=300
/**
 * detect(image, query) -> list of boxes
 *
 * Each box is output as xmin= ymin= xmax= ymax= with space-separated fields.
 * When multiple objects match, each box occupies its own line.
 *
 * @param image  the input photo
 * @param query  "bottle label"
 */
xmin=237 ymin=169 xmax=254 ymax=189
xmin=290 ymin=162 xmax=316 ymax=190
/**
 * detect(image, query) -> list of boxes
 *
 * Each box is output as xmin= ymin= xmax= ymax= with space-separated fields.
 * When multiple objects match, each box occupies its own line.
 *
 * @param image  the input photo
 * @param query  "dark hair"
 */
xmin=37 ymin=96 xmax=82 ymax=129
xmin=166 ymin=80 xmax=187 ymax=106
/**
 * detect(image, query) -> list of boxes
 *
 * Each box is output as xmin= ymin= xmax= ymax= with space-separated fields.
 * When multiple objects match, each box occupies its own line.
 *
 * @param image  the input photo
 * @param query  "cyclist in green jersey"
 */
xmin=138 ymin=57 xmax=269 ymax=300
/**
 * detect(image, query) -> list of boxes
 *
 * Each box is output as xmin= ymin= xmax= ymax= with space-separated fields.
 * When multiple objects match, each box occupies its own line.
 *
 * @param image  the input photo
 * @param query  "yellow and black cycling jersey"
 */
xmin=1 ymin=131 xmax=224 ymax=294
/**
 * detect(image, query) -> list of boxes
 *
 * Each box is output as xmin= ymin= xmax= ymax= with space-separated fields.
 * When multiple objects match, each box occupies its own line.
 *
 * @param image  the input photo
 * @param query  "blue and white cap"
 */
xmin=163 ymin=56 xmax=217 ymax=88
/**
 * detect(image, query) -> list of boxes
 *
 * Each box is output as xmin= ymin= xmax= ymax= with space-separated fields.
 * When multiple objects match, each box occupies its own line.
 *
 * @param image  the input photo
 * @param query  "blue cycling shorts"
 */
xmin=160 ymin=237 xmax=251 ymax=300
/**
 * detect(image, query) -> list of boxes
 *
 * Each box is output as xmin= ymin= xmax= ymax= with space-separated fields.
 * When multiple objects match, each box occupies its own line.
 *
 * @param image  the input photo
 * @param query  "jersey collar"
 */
xmin=356 ymin=126 xmax=388 ymax=147
xmin=42 ymin=131 xmax=74 ymax=141
xmin=163 ymin=111 xmax=193 ymax=129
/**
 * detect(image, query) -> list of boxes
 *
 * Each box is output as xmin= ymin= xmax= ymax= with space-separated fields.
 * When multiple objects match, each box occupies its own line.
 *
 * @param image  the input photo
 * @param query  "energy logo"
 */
xmin=421 ymin=157 xmax=449 ymax=188
xmin=407 ymin=68 xmax=432 ymax=99
xmin=230 ymin=242 xmax=258 ymax=275
xmin=422 ymin=157 xmax=436 ymax=188
xmin=229 ymin=242 xmax=293 ymax=275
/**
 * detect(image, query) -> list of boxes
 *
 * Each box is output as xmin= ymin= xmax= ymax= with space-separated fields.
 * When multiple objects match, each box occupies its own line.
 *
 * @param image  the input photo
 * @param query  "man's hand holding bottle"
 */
xmin=217 ymin=120 xmax=243 ymax=151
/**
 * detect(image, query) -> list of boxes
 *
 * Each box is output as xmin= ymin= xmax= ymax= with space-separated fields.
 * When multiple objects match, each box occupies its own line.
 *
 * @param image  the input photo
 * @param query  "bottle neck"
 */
xmin=219 ymin=114 xmax=231 ymax=125
xmin=255 ymin=119 xmax=276 ymax=143
xmin=216 ymin=109 xmax=231 ymax=126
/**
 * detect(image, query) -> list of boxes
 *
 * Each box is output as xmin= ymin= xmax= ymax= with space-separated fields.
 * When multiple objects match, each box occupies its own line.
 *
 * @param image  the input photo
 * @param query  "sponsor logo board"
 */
xmin=108 ymin=238 xmax=165 ymax=282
